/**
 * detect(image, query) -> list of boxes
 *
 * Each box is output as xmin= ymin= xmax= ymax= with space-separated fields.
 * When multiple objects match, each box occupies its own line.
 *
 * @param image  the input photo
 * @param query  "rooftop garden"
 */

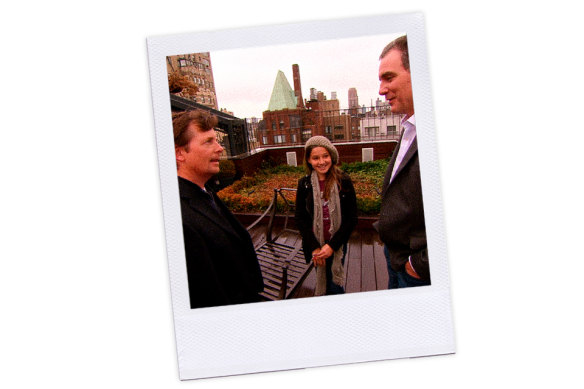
xmin=217 ymin=159 xmax=388 ymax=216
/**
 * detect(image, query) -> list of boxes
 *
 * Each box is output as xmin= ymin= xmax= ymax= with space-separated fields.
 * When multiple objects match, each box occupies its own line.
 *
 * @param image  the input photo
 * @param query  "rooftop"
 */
xmin=247 ymin=223 xmax=389 ymax=298
xmin=267 ymin=70 xmax=298 ymax=112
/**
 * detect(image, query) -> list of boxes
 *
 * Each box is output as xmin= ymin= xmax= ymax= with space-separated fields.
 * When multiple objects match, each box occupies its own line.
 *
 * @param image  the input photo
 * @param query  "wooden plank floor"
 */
xmin=248 ymin=224 xmax=389 ymax=298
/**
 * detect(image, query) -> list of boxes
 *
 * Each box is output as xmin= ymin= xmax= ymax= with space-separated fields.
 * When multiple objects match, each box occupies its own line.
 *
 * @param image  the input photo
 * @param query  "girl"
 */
xmin=295 ymin=136 xmax=357 ymax=296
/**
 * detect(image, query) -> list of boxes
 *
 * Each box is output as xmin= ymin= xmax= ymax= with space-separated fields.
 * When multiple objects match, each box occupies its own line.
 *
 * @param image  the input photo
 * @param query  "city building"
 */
xmin=220 ymin=108 xmax=234 ymax=116
xmin=309 ymin=88 xmax=317 ymax=100
xmin=261 ymin=68 xmax=305 ymax=145
xmin=360 ymin=111 xmax=403 ymax=138
xmin=166 ymin=52 xmax=218 ymax=110
xmin=348 ymin=88 xmax=359 ymax=108
xmin=246 ymin=117 xmax=260 ymax=150
xmin=252 ymin=63 xmax=406 ymax=147
xmin=169 ymin=94 xmax=249 ymax=157
xmin=259 ymin=65 xmax=365 ymax=146
xmin=348 ymin=87 xmax=359 ymax=116
xmin=292 ymin=64 xmax=305 ymax=109
xmin=375 ymin=97 xmax=390 ymax=112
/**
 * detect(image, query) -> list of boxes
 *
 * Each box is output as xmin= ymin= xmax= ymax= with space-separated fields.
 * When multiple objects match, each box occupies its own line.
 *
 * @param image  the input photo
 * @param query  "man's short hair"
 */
xmin=172 ymin=110 xmax=218 ymax=150
xmin=379 ymin=35 xmax=410 ymax=71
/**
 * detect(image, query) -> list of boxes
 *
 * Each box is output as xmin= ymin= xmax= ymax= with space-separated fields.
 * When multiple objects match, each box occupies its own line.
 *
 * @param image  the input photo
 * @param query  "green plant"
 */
xmin=217 ymin=160 xmax=388 ymax=215
xmin=260 ymin=164 xmax=304 ymax=175
xmin=218 ymin=159 xmax=236 ymax=178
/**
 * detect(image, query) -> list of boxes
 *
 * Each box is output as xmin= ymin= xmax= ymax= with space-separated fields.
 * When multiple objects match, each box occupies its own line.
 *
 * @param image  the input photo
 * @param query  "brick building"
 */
xmin=259 ymin=64 xmax=361 ymax=146
xmin=166 ymin=52 xmax=218 ymax=110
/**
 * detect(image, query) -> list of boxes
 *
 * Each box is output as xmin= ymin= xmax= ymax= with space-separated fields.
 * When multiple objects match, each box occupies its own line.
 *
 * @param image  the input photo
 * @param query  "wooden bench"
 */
xmin=246 ymin=188 xmax=313 ymax=300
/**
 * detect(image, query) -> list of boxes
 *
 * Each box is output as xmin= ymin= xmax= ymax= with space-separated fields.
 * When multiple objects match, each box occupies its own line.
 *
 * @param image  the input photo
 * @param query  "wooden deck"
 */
xmin=247 ymin=224 xmax=389 ymax=298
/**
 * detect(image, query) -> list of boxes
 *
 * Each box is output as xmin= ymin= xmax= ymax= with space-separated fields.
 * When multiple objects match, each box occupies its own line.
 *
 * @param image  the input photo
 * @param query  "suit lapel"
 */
xmin=391 ymin=136 xmax=418 ymax=182
xmin=382 ymin=135 xmax=403 ymax=197
xmin=179 ymin=177 xmax=243 ymax=242
xmin=188 ymin=196 xmax=243 ymax=242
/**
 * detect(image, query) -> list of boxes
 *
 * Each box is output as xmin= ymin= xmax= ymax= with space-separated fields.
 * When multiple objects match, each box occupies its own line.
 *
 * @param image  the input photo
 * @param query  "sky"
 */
xmin=209 ymin=32 xmax=403 ymax=119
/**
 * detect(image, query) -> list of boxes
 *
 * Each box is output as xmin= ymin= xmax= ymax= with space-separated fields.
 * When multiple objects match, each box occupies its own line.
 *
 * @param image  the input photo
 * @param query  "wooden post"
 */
xmin=266 ymin=189 xmax=278 ymax=243
xmin=278 ymin=265 xmax=288 ymax=300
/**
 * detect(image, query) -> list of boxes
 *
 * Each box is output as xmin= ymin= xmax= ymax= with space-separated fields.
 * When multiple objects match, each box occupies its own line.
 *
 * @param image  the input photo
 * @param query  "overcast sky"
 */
xmin=210 ymin=32 xmax=403 ymax=119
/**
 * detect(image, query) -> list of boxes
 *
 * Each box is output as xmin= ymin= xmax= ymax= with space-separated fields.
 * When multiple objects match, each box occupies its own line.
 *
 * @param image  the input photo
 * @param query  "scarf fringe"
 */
xmin=311 ymin=171 xmax=344 ymax=296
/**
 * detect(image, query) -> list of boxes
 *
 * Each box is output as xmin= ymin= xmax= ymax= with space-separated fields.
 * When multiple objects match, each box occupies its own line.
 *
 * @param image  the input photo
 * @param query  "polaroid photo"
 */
xmin=147 ymin=12 xmax=455 ymax=380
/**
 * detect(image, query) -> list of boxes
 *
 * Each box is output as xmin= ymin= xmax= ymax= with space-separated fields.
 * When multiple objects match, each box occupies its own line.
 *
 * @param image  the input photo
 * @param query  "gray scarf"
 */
xmin=311 ymin=170 xmax=345 ymax=296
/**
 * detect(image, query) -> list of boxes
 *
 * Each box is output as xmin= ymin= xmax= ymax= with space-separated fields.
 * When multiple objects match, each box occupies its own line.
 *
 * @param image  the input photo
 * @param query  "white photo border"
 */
xmin=147 ymin=12 xmax=455 ymax=380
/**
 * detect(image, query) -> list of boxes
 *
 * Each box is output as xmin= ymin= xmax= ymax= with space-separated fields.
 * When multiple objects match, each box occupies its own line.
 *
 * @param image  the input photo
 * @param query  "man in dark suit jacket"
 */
xmin=173 ymin=110 xmax=264 ymax=308
xmin=376 ymin=35 xmax=430 ymax=288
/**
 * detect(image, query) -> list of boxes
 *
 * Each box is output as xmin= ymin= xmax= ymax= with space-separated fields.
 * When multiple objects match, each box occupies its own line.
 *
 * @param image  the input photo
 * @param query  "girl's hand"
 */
xmin=313 ymin=244 xmax=333 ymax=264
xmin=312 ymin=248 xmax=326 ymax=267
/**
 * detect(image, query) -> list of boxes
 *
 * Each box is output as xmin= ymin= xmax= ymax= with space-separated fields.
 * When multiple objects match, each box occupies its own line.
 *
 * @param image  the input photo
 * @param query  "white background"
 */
xmin=1 ymin=1 xmax=583 ymax=388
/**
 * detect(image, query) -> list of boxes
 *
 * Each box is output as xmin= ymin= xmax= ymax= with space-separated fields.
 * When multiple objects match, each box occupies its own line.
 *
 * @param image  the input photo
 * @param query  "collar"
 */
xmin=177 ymin=176 xmax=213 ymax=198
xmin=401 ymin=114 xmax=416 ymax=141
xmin=401 ymin=113 xmax=416 ymax=127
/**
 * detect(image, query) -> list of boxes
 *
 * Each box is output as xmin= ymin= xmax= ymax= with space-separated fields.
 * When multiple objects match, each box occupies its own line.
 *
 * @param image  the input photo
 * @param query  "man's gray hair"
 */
xmin=379 ymin=35 xmax=409 ymax=71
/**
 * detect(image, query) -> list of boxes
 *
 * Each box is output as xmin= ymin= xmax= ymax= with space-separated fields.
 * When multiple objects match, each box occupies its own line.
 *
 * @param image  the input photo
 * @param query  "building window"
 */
xmin=365 ymin=126 xmax=379 ymax=136
xmin=325 ymin=126 xmax=332 ymax=134
xmin=302 ymin=129 xmax=312 ymax=141
xmin=334 ymin=134 xmax=344 ymax=140
xmin=262 ymin=136 xmax=268 ymax=144
xmin=272 ymin=122 xmax=276 ymax=131
xmin=274 ymin=135 xmax=286 ymax=144
xmin=289 ymin=115 xmax=302 ymax=128
xmin=291 ymin=134 xmax=297 ymax=143
xmin=179 ymin=59 xmax=187 ymax=67
xmin=279 ymin=120 xmax=285 ymax=130
xmin=387 ymin=125 xmax=397 ymax=134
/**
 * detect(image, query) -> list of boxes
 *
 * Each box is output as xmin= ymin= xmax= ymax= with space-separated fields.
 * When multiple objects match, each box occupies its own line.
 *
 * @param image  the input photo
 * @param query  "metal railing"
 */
xmin=246 ymin=187 xmax=312 ymax=301
xmin=246 ymin=187 xmax=297 ymax=243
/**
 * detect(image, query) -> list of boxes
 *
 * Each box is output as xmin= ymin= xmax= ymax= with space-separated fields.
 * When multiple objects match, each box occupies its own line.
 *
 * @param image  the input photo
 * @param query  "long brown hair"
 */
xmin=304 ymin=145 xmax=342 ymax=200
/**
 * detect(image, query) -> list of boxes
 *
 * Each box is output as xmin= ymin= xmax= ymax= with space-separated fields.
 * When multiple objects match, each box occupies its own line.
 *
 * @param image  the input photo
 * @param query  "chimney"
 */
xmin=292 ymin=64 xmax=304 ymax=108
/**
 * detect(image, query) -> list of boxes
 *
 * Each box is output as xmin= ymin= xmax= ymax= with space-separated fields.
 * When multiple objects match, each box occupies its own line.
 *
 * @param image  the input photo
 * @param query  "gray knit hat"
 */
xmin=304 ymin=136 xmax=339 ymax=164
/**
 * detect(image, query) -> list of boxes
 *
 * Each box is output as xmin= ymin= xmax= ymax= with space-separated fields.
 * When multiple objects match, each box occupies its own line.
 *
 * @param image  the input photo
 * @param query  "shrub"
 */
xmin=217 ymin=160 xmax=388 ymax=215
xmin=261 ymin=164 xmax=304 ymax=175
xmin=218 ymin=159 xmax=236 ymax=178
xmin=356 ymin=194 xmax=381 ymax=215
xmin=340 ymin=159 xmax=387 ymax=180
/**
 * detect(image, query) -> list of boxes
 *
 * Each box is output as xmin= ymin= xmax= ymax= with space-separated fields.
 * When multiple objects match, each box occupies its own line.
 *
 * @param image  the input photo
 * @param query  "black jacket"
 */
xmin=295 ymin=173 xmax=358 ymax=264
xmin=178 ymin=177 xmax=264 ymax=308
xmin=377 ymin=137 xmax=430 ymax=282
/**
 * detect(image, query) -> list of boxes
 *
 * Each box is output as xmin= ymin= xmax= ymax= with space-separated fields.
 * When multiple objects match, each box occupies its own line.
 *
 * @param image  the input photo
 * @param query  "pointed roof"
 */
xmin=267 ymin=70 xmax=298 ymax=111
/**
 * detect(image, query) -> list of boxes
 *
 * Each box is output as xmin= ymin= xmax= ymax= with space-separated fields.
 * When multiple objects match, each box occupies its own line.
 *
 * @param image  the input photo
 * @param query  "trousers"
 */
xmin=384 ymin=245 xmax=430 ymax=289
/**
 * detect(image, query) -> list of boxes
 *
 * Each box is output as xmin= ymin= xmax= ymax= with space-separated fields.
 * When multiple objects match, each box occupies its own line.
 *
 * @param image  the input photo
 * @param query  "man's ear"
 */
xmin=175 ymin=146 xmax=185 ymax=163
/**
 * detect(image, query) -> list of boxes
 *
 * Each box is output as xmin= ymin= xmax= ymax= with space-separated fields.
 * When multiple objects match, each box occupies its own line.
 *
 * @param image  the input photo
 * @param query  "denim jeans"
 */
xmin=384 ymin=245 xmax=430 ymax=289
xmin=324 ymin=243 xmax=346 ymax=295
